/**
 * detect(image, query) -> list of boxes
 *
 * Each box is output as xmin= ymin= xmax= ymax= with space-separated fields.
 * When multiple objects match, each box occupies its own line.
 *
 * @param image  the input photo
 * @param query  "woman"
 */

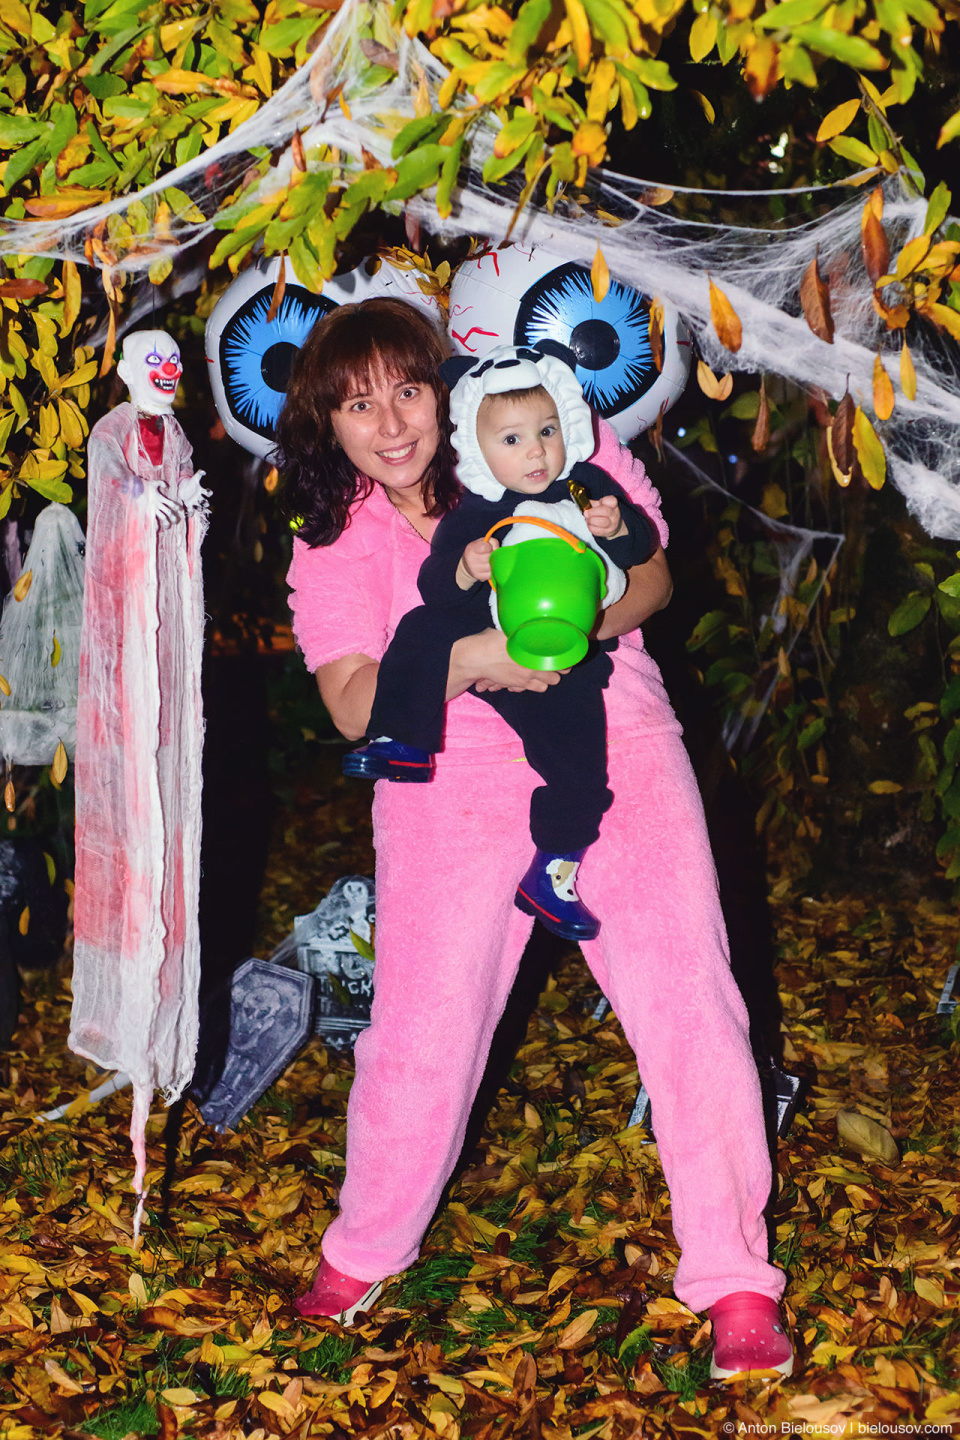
xmin=279 ymin=297 xmax=792 ymax=1381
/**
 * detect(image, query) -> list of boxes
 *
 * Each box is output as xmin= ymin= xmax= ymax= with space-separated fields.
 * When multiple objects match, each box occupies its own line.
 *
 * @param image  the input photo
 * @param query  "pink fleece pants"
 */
xmin=320 ymin=731 xmax=784 ymax=1313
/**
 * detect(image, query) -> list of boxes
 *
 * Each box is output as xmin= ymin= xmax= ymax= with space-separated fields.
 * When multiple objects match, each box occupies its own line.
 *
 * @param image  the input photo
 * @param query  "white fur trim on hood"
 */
xmin=488 ymin=497 xmax=626 ymax=632
xmin=449 ymin=345 xmax=595 ymax=502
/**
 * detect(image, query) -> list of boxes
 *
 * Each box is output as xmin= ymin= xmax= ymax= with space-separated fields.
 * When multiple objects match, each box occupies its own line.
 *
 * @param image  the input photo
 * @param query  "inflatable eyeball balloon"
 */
xmin=206 ymin=256 xmax=442 ymax=458
xmin=448 ymin=245 xmax=692 ymax=443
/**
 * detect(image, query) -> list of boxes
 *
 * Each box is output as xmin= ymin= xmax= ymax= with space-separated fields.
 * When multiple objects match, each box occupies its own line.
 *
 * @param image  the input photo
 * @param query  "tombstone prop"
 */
xmin=190 ymin=958 xmax=314 ymax=1132
xmin=285 ymin=875 xmax=376 ymax=1050
xmin=593 ymin=996 xmax=802 ymax=1143
xmin=936 ymin=963 xmax=958 ymax=1017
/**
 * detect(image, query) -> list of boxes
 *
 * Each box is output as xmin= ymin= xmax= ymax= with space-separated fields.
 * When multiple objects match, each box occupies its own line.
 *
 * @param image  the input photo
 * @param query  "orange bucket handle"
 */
xmin=482 ymin=515 xmax=586 ymax=552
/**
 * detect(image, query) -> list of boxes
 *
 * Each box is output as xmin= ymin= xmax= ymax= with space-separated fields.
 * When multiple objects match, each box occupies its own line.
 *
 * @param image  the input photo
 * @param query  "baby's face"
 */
xmin=476 ymin=392 xmax=566 ymax=495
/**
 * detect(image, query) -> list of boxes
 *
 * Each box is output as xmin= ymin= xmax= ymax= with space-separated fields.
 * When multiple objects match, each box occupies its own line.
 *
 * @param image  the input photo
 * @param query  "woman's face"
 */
xmin=330 ymin=367 xmax=440 ymax=498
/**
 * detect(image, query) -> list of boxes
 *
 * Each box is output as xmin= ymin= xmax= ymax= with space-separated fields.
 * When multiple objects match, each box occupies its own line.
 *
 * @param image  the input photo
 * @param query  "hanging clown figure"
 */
xmin=70 ymin=330 xmax=209 ymax=1234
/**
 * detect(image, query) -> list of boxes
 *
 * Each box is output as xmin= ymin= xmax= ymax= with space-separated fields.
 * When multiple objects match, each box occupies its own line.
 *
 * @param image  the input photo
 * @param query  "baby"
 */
xmin=342 ymin=343 xmax=658 ymax=941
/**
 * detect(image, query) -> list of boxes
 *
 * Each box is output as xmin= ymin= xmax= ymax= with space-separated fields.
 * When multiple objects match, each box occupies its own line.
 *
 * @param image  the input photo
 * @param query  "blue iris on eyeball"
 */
xmin=220 ymin=286 xmax=332 ymax=439
xmin=514 ymin=263 xmax=655 ymax=418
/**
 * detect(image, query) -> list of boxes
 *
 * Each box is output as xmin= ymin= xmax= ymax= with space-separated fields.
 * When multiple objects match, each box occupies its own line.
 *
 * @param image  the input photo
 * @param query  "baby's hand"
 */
xmin=585 ymin=495 xmax=626 ymax=540
xmin=459 ymin=537 xmax=498 ymax=586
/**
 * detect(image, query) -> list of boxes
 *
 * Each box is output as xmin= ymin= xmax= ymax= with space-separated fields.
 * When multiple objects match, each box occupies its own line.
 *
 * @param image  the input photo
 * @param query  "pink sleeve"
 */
xmin=287 ymin=536 xmax=381 ymax=673
xmin=593 ymin=419 xmax=669 ymax=552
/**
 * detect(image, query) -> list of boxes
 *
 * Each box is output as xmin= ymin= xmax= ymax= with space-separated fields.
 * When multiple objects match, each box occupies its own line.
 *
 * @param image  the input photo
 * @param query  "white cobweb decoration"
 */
xmin=0 ymin=0 xmax=958 ymax=538
xmin=0 ymin=504 xmax=85 ymax=767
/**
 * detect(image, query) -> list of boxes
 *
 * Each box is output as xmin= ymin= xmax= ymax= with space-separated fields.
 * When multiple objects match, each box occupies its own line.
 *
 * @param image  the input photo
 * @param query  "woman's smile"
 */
xmin=331 ymin=369 xmax=439 ymax=497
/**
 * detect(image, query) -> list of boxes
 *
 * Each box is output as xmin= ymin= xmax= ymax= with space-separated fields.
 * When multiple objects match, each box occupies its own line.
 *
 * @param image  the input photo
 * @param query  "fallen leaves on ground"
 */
xmin=1 ymin=763 xmax=959 ymax=1437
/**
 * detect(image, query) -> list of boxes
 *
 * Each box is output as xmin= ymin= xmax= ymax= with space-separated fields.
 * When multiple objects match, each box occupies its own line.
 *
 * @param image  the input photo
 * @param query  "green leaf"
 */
xmin=943 ymin=725 xmax=960 ymax=769
xmin=939 ymin=573 xmax=960 ymax=599
xmin=797 ymin=717 xmax=827 ymax=751
xmin=687 ymin=610 xmax=728 ymax=651
xmin=888 ymin=591 xmax=931 ymax=637
xmin=349 ymin=929 xmax=374 ymax=961
xmin=505 ymin=0 xmax=551 ymax=65
xmin=0 ymin=114 xmax=48 ymax=147
xmin=483 ymin=138 xmax=533 ymax=184
xmin=924 ymin=181 xmax=951 ymax=237
xmin=391 ymin=114 xmax=445 ymax=161
xmin=829 ymin=135 xmax=879 ymax=166
xmin=388 ymin=144 xmax=444 ymax=203
xmin=793 ymin=24 xmax=887 ymax=70
xmin=24 ymin=473 xmax=73 ymax=504
xmin=2 ymin=136 xmax=49 ymax=192
xmin=942 ymin=674 xmax=960 ymax=718
xmin=755 ymin=0 xmax=828 ymax=29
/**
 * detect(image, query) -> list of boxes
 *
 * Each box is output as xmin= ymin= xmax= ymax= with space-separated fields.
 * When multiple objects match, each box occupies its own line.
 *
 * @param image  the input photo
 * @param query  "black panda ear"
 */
xmin=534 ymin=338 xmax=578 ymax=371
xmin=439 ymin=355 xmax=476 ymax=389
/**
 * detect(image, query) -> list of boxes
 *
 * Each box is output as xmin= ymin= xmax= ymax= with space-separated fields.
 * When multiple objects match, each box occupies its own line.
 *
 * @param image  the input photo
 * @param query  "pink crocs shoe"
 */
xmin=709 ymin=1292 xmax=794 ymax=1380
xmin=294 ymin=1258 xmax=385 ymax=1325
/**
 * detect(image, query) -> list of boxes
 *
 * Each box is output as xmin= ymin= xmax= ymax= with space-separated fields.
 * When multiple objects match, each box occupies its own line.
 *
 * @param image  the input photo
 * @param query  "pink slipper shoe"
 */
xmin=708 ymin=1291 xmax=794 ymax=1380
xmin=294 ymin=1258 xmax=385 ymax=1325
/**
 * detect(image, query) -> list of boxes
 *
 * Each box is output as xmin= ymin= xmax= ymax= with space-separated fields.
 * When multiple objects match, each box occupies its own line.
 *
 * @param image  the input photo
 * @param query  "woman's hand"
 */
xmin=447 ymin=628 xmax=565 ymax=698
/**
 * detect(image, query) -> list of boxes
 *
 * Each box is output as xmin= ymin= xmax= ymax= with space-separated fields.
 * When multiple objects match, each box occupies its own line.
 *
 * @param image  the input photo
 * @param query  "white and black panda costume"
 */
xmin=359 ymin=342 xmax=658 ymax=913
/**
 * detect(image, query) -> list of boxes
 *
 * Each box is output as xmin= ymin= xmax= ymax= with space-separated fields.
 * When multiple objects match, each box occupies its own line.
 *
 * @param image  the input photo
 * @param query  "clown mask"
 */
xmin=117 ymin=330 xmax=183 ymax=414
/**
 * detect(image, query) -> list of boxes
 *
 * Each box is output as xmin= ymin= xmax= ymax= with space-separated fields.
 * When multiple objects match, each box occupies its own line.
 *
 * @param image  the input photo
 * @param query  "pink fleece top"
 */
xmin=287 ymin=421 xmax=681 ymax=767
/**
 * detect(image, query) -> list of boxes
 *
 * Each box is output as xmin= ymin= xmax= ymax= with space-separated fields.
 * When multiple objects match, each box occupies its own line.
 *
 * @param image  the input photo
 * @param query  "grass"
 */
xmin=654 ymin=1347 xmax=713 ymax=1401
xmin=83 ymin=1396 xmax=159 ymax=1438
xmin=299 ymin=1334 xmax=356 ymax=1382
xmin=386 ymin=1250 xmax=473 ymax=1310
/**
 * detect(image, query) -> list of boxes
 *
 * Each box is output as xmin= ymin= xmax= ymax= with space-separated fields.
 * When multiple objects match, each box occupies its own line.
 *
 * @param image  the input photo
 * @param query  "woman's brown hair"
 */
xmin=276 ymin=296 xmax=460 ymax=547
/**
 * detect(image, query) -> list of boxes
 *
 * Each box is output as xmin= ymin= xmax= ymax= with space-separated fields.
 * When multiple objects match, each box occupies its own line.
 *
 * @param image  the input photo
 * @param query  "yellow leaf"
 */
xmin=564 ymin=0 xmax=592 ymax=69
xmin=900 ymin=341 xmax=917 ymax=401
xmin=816 ymin=98 xmax=861 ymax=144
xmin=868 ymin=779 xmax=902 ymax=793
xmin=872 ymin=353 xmax=894 ymax=421
xmin=708 ymin=276 xmax=742 ymax=352
xmin=18 ymin=906 xmax=29 ymax=936
xmin=258 ymin=1390 xmax=297 ymax=1420
xmin=826 ymin=427 xmax=852 ymax=487
xmin=895 ymin=233 xmax=931 ymax=280
xmin=44 ymin=851 xmax=55 ymax=884
xmin=760 ymin=483 xmax=788 ymax=519
xmin=57 ymin=398 xmax=86 ymax=451
xmin=591 ymin=247 xmax=610 ymax=302
xmin=161 ymin=1388 xmax=201 ymax=1405
xmin=3 ymin=780 xmax=14 ymax=814
xmin=52 ymin=740 xmax=68 ymax=785
xmin=690 ymin=89 xmax=715 ymax=123
xmin=13 ymin=570 xmax=32 ymax=602
xmin=51 ymin=635 xmax=61 ymax=667
xmin=696 ymin=361 xmax=732 ymax=401
xmin=558 ymin=1308 xmax=598 ymax=1348
xmin=128 ymin=1273 xmax=149 ymax=1307
xmin=688 ymin=11 xmax=717 ymax=62
xmin=913 ymin=1276 xmax=945 ymax=1306
xmin=837 ymin=1109 xmax=900 ymax=1165
xmin=61 ymin=260 xmax=81 ymax=338
xmin=853 ymin=405 xmax=886 ymax=489
xmin=0 ymin=673 xmax=9 ymax=696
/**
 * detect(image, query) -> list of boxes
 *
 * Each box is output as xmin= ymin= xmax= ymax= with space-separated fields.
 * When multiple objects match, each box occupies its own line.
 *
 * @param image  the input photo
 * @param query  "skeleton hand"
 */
xmin=179 ymin=469 xmax=212 ymax=515
xmin=155 ymin=492 xmax=186 ymax=530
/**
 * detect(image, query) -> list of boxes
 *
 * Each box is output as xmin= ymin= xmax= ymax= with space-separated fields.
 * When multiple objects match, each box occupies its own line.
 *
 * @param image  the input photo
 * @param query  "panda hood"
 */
xmin=446 ymin=343 xmax=595 ymax=503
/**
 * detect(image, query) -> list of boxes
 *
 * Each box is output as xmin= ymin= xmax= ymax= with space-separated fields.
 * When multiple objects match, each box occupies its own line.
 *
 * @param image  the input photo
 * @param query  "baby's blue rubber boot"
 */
xmin=342 ymin=737 xmax=435 ymax=782
xmin=515 ymin=848 xmax=600 ymax=941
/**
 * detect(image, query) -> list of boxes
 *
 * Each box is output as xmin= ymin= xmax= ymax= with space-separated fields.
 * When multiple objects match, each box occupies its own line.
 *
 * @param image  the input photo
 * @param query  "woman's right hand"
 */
xmin=447 ymin=628 xmax=565 ymax=698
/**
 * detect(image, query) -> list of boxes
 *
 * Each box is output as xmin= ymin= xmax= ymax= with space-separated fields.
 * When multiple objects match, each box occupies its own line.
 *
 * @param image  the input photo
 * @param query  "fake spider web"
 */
xmin=1 ymin=0 xmax=957 ymax=540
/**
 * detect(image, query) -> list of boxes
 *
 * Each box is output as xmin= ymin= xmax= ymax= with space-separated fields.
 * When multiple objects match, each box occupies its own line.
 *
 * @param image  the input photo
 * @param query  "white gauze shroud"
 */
xmin=69 ymin=404 xmax=206 ymax=1235
xmin=2 ymin=0 xmax=958 ymax=535
xmin=0 ymin=504 xmax=85 ymax=767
